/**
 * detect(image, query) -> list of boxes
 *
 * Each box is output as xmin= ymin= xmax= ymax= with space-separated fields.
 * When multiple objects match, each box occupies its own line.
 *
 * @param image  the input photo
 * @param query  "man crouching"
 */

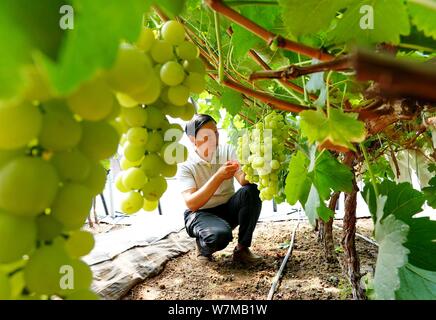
xmin=176 ymin=114 xmax=262 ymax=264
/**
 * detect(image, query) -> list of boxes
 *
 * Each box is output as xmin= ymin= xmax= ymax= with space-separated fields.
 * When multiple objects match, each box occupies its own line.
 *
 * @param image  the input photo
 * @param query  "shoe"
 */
xmin=195 ymin=239 xmax=213 ymax=263
xmin=233 ymin=246 xmax=263 ymax=265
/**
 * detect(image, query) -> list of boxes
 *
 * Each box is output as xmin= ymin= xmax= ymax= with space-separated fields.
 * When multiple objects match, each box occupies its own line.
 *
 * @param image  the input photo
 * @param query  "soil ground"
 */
xmin=124 ymin=218 xmax=377 ymax=300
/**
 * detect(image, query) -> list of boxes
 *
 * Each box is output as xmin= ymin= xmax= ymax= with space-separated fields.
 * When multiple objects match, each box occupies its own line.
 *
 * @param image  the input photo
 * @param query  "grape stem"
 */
xmin=249 ymin=55 xmax=353 ymax=81
xmin=214 ymin=12 xmax=224 ymax=83
xmin=204 ymin=0 xmax=334 ymax=61
xmin=360 ymin=143 xmax=379 ymax=198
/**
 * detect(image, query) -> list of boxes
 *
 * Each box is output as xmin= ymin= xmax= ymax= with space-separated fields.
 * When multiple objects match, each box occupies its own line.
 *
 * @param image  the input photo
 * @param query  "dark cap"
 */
xmin=185 ymin=114 xmax=216 ymax=137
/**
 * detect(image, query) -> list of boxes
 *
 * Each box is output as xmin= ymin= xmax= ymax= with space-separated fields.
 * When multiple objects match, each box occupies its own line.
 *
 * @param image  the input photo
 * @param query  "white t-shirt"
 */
xmin=176 ymin=144 xmax=241 ymax=210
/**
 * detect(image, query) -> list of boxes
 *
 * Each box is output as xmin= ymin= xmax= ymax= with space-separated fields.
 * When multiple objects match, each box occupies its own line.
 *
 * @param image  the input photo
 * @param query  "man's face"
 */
xmin=192 ymin=121 xmax=219 ymax=161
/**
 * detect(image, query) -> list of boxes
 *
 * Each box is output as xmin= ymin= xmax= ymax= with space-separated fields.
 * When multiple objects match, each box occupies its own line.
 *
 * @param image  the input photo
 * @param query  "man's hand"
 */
xmin=216 ymin=161 xmax=239 ymax=181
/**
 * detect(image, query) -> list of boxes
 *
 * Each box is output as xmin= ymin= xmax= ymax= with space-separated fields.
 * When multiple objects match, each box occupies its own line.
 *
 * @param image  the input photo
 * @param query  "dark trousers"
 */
xmin=184 ymin=184 xmax=262 ymax=256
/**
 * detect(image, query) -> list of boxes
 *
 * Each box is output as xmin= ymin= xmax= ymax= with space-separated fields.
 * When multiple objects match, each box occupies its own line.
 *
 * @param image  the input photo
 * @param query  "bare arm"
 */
xmin=234 ymin=170 xmax=250 ymax=186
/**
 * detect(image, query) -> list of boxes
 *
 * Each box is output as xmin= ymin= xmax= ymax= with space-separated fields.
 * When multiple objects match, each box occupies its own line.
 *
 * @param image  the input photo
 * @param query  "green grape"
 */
xmin=51 ymin=184 xmax=93 ymax=230
xmin=82 ymin=162 xmax=107 ymax=196
xmin=120 ymin=157 xmax=143 ymax=170
xmin=0 ymin=149 xmax=25 ymax=169
xmin=160 ymin=87 xmax=171 ymax=104
xmin=161 ymin=163 xmax=177 ymax=177
xmin=144 ymin=106 xmax=164 ymax=129
xmin=127 ymin=127 xmax=148 ymax=145
xmin=65 ymin=231 xmax=95 ymax=258
xmin=106 ymin=45 xmax=152 ymax=94
xmin=180 ymin=102 xmax=195 ymax=121
xmin=39 ymin=104 xmax=82 ymax=151
xmin=145 ymin=131 xmax=164 ymax=153
xmin=183 ymin=58 xmax=206 ymax=74
xmin=136 ymin=27 xmax=155 ymax=52
xmin=124 ymin=142 xmax=146 ymax=162
xmin=0 ymin=271 xmax=11 ymax=300
xmin=21 ymin=65 xmax=53 ymax=102
xmin=143 ymin=199 xmax=158 ymax=212
xmin=129 ymin=73 xmax=162 ymax=105
xmin=115 ymin=173 xmax=129 ymax=193
xmin=24 ymin=243 xmax=72 ymax=295
xmin=36 ymin=214 xmax=63 ymax=241
xmin=0 ymin=157 xmax=59 ymax=217
xmin=183 ymin=72 xmax=205 ymax=94
xmin=115 ymin=92 xmax=138 ymax=108
xmin=67 ymin=77 xmax=114 ymax=121
xmin=141 ymin=175 xmax=167 ymax=201
xmin=120 ymin=191 xmax=144 ymax=214
xmin=105 ymin=98 xmax=121 ymax=121
xmin=167 ymin=85 xmax=190 ymax=106
xmin=0 ymin=101 xmax=42 ymax=150
xmin=122 ymin=167 xmax=147 ymax=190
xmin=160 ymin=142 xmax=188 ymax=164
xmin=66 ymin=289 xmax=99 ymax=300
xmin=270 ymin=159 xmax=280 ymax=170
xmin=51 ymin=149 xmax=91 ymax=183
xmin=58 ymin=259 xmax=93 ymax=295
xmin=161 ymin=20 xmax=185 ymax=45
xmin=165 ymin=123 xmax=184 ymax=142
xmin=160 ymin=61 xmax=185 ymax=86
xmin=0 ymin=211 xmax=37 ymax=263
xmin=150 ymin=40 xmax=174 ymax=63
xmin=162 ymin=104 xmax=185 ymax=119
xmin=78 ymin=121 xmax=120 ymax=161
xmin=176 ymin=41 xmax=199 ymax=60
xmin=121 ymin=106 xmax=148 ymax=128
xmin=141 ymin=153 xmax=165 ymax=177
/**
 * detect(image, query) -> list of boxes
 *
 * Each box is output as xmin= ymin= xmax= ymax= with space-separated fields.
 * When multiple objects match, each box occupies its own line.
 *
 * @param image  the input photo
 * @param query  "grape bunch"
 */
xmin=113 ymin=20 xmax=205 ymax=214
xmin=0 ymin=19 xmax=204 ymax=300
xmin=237 ymin=111 xmax=290 ymax=201
xmin=0 ymin=97 xmax=116 ymax=300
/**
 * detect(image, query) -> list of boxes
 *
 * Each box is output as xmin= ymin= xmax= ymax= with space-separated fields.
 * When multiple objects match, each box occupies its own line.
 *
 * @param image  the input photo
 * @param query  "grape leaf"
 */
xmin=328 ymin=0 xmax=410 ymax=45
xmin=407 ymin=1 xmax=436 ymax=40
xmin=0 ymin=0 xmax=64 ymax=98
xmin=278 ymin=0 xmax=350 ymax=36
xmin=40 ymin=0 xmax=150 ymax=94
xmin=373 ymin=196 xmax=410 ymax=300
xmin=304 ymin=184 xmax=321 ymax=226
xmin=422 ymin=176 xmax=436 ymax=209
xmin=396 ymin=263 xmax=436 ymax=300
xmin=284 ymin=151 xmax=311 ymax=205
xmin=308 ymin=150 xmax=354 ymax=201
xmin=221 ymin=88 xmax=243 ymax=116
xmin=317 ymin=204 xmax=335 ymax=222
xmin=382 ymin=182 xmax=436 ymax=271
xmin=231 ymin=6 xmax=279 ymax=57
xmin=155 ymin=0 xmax=187 ymax=18
xmin=299 ymin=108 xmax=366 ymax=151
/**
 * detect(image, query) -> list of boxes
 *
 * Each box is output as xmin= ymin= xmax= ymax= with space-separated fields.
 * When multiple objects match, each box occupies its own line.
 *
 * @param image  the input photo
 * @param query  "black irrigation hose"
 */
xmin=267 ymin=220 xmax=300 ymax=300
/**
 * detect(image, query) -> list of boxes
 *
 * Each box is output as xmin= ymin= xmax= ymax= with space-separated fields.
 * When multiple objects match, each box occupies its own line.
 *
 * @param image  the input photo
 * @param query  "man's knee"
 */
xmin=240 ymin=184 xmax=260 ymax=201
xmin=199 ymin=226 xmax=232 ymax=251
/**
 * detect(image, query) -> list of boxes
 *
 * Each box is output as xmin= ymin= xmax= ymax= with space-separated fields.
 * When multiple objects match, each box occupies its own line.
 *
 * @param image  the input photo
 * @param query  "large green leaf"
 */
xmin=304 ymin=184 xmax=321 ymax=226
xmin=221 ymin=88 xmax=243 ymax=116
xmin=309 ymin=150 xmax=353 ymax=201
xmin=382 ymin=182 xmax=436 ymax=271
xmin=278 ymin=0 xmax=351 ymax=37
xmin=40 ymin=0 xmax=150 ymax=95
xmin=422 ymin=176 xmax=436 ymax=209
xmin=407 ymin=1 xmax=436 ymax=40
xmin=299 ymin=108 xmax=366 ymax=151
xmin=328 ymin=0 xmax=411 ymax=45
xmin=0 ymin=0 xmax=65 ymax=98
xmin=284 ymin=151 xmax=311 ymax=205
xmin=396 ymin=264 xmax=436 ymax=300
xmin=373 ymin=196 xmax=410 ymax=300
xmin=231 ymin=6 xmax=279 ymax=57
